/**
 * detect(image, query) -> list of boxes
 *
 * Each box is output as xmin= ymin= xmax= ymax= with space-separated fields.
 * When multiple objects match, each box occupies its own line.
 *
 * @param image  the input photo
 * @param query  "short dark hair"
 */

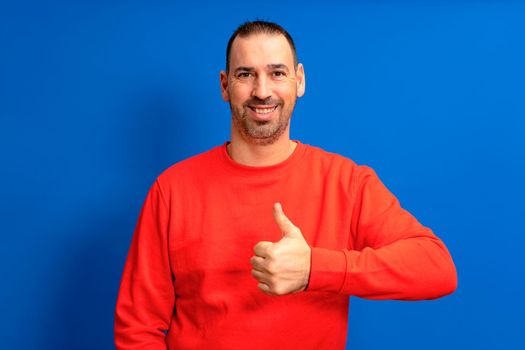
xmin=225 ymin=20 xmax=298 ymax=73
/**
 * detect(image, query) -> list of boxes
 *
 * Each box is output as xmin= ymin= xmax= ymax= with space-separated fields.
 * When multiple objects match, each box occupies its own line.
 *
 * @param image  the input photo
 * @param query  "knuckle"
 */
xmin=268 ymin=275 xmax=278 ymax=286
xmin=266 ymin=261 xmax=278 ymax=274
xmin=273 ymin=285 xmax=286 ymax=296
xmin=253 ymin=244 xmax=263 ymax=254
xmin=266 ymin=246 xmax=276 ymax=258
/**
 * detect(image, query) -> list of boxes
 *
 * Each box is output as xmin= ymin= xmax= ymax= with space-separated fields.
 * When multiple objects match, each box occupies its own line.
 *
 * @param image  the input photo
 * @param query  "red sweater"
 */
xmin=115 ymin=141 xmax=457 ymax=349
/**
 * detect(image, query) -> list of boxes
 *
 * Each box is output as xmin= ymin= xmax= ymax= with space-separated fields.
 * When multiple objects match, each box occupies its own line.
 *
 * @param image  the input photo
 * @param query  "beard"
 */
xmin=230 ymin=97 xmax=295 ymax=145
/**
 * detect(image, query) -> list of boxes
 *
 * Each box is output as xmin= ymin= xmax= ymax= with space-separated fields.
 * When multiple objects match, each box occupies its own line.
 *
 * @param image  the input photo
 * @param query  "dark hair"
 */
xmin=225 ymin=20 xmax=298 ymax=73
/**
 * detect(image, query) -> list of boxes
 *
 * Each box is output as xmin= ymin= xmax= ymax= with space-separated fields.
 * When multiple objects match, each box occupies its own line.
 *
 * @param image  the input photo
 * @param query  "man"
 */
xmin=115 ymin=21 xmax=457 ymax=349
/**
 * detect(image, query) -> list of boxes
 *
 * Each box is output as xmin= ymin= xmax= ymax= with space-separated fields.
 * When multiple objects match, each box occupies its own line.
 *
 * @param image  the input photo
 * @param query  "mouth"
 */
xmin=248 ymin=105 xmax=278 ymax=114
xmin=246 ymin=105 xmax=278 ymax=121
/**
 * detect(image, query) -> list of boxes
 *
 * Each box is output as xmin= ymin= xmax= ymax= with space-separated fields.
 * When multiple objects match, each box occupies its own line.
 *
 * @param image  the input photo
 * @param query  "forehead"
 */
xmin=229 ymin=33 xmax=294 ymax=69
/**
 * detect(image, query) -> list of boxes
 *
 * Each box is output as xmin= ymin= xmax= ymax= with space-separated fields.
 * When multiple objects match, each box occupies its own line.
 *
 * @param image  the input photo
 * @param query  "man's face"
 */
xmin=220 ymin=33 xmax=305 ymax=145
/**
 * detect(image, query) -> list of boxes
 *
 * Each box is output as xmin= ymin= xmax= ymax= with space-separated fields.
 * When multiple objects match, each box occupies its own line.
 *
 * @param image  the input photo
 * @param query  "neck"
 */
xmin=228 ymin=132 xmax=297 ymax=167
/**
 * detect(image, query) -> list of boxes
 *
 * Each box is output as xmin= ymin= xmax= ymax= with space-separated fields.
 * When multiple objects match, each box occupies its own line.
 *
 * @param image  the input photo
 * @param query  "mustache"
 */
xmin=243 ymin=97 xmax=282 ymax=106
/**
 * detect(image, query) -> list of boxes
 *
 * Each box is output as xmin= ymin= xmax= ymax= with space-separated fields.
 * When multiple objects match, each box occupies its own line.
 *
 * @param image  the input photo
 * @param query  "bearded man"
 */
xmin=115 ymin=20 xmax=457 ymax=350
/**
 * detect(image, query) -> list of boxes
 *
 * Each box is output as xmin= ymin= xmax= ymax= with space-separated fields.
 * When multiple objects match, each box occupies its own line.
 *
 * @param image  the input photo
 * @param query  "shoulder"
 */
xmin=155 ymin=144 xmax=223 ymax=187
xmin=303 ymin=143 xmax=373 ymax=176
xmin=301 ymin=143 xmax=380 ymax=193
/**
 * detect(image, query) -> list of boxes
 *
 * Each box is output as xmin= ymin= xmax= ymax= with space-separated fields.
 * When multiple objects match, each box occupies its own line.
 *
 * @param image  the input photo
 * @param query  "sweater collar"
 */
xmin=218 ymin=140 xmax=307 ymax=177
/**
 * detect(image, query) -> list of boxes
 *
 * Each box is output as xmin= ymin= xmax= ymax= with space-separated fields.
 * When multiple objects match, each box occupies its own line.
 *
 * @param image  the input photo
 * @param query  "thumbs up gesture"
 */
xmin=250 ymin=203 xmax=312 ymax=296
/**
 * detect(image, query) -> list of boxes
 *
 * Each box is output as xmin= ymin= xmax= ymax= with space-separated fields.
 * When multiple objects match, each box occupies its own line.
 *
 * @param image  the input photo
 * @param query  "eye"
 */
xmin=272 ymin=71 xmax=286 ymax=78
xmin=237 ymin=72 xmax=253 ymax=78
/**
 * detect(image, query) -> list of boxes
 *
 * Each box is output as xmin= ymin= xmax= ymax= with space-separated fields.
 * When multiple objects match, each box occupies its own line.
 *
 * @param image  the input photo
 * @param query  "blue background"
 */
xmin=1 ymin=1 xmax=524 ymax=349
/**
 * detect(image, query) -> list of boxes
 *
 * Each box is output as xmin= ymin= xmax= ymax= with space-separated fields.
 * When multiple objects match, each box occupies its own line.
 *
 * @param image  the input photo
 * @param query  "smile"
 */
xmin=248 ymin=106 xmax=277 ymax=114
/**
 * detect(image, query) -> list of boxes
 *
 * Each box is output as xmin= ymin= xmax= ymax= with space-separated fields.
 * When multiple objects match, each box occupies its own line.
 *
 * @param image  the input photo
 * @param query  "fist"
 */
xmin=250 ymin=203 xmax=311 ymax=296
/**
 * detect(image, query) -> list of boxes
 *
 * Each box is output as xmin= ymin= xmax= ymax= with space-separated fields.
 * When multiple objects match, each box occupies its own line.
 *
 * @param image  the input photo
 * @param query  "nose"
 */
xmin=251 ymin=75 xmax=271 ymax=100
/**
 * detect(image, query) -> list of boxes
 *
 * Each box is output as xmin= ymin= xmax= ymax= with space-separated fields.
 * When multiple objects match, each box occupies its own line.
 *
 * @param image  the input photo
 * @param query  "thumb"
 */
xmin=273 ymin=203 xmax=301 ymax=238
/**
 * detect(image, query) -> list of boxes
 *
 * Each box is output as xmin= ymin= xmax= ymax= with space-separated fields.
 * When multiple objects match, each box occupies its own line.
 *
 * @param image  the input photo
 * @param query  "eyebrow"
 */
xmin=233 ymin=64 xmax=290 ymax=75
xmin=267 ymin=64 xmax=290 ymax=73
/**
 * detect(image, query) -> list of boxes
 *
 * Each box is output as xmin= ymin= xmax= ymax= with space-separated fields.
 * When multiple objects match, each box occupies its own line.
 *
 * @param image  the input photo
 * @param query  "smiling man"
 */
xmin=222 ymin=30 xmax=303 ymax=150
xmin=115 ymin=21 xmax=457 ymax=349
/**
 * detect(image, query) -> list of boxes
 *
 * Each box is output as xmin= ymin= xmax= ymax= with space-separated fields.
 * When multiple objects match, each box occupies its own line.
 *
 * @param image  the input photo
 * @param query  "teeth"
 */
xmin=254 ymin=107 xmax=276 ymax=114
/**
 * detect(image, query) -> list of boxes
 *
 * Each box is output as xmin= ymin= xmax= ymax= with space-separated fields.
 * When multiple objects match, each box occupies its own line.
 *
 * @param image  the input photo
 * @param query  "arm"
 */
xmin=307 ymin=167 xmax=457 ymax=300
xmin=114 ymin=180 xmax=175 ymax=349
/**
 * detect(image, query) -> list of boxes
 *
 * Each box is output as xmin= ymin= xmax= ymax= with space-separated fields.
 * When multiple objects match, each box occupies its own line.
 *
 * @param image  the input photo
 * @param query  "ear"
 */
xmin=220 ymin=70 xmax=230 ymax=101
xmin=296 ymin=63 xmax=306 ymax=98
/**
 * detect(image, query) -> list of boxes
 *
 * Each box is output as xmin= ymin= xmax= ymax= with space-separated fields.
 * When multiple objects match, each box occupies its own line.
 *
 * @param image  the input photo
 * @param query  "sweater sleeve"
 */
xmin=307 ymin=166 xmax=457 ymax=300
xmin=114 ymin=179 xmax=174 ymax=349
